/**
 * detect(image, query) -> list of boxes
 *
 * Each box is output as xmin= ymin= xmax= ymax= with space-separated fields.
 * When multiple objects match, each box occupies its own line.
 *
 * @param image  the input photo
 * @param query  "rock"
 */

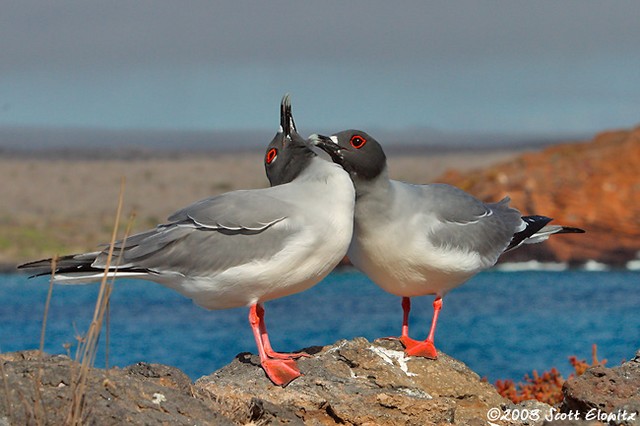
xmin=0 ymin=350 xmax=234 ymax=425
xmin=559 ymin=349 xmax=640 ymax=425
xmin=195 ymin=337 xmax=514 ymax=425
xmin=438 ymin=127 xmax=640 ymax=265
xmin=5 ymin=341 xmax=636 ymax=425
xmin=1 ymin=339 xmax=520 ymax=425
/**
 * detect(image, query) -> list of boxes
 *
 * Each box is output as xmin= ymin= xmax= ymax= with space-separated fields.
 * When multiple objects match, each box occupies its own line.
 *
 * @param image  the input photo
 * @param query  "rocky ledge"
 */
xmin=1 ymin=339 xmax=638 ymax=425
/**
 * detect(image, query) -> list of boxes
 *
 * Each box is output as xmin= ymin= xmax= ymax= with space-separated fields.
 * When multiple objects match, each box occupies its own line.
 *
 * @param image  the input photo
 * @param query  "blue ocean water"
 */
xmin=1 ymin=270 xmax=638 ymax=383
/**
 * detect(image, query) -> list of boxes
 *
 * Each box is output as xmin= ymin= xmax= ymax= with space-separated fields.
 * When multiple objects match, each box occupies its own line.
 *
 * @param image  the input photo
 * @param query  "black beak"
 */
xmin=310 ymin=134 xmax=344 ymax=164
xmin=280 ymin=93 xmax=297 ymax=138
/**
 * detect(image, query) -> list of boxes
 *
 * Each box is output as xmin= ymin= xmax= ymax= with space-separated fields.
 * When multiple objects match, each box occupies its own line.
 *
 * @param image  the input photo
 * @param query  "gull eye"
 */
xmin=265 ymin=148 xmax=278 ymax=165
xmin=350 ymin=135 xmax=367 ymax=149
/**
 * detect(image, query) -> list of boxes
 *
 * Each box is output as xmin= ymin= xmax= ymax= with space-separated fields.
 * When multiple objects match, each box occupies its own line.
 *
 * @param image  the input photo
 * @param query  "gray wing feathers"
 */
xmin=91 ymin=190 xmax=295 ymax=275
xmin=168 ymin=191 xmax=287 ymax=231
xmin=419 ymin=184 xmax=523 ymax=262
xmin=92 ymin=226 xmax=194 ymax=268
xmin=94 ymin=224 xmax=290 ymax=276
xmin=421 ymin=184 xmax=494 ymax=224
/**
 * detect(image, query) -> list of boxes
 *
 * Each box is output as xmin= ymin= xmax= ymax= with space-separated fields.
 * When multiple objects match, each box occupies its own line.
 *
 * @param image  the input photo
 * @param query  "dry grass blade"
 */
xmin=28 ymin=256 xmax=59 ymax=426
xmin=39 ymin=256 xmax=57 ymax=355
xmin=105 ymin=212 xmax=136 ymax=373
xmin=66 ymin=177 xmax=129 ymax=425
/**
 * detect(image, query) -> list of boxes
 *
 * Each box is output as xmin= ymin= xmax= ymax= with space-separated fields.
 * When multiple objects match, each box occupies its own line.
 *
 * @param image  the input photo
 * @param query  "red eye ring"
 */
xmin=350 ymin=135 xmax=367 ymax=149
xmin=265 ymin=148 xmax=277 ymax=164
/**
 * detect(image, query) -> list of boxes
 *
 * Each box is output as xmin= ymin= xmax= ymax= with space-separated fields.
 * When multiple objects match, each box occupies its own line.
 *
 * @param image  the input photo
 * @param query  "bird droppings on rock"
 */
xmin=368 ymin=344 xmax=418 ymax=377
xmin=151 ymin=392 xmax=166 ymax=405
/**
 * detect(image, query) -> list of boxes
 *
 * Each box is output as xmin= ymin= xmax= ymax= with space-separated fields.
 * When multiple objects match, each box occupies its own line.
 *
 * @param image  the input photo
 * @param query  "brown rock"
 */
xmin=10 ymin=341 xmax=638 ymax=425
xmin=560 ymin=349 xmax=640 ymax=424
xmin=0 ymin=350 xmax=234 ymax=425
xmin=195 ymin=337 xmax=517 ymax=426
xmin=438 ymin=127 xmax=640 ymax=265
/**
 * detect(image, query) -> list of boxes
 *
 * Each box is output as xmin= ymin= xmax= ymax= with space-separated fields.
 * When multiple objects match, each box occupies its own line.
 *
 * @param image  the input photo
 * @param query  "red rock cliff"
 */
xmin=438 ymin=127 xmax=640 ymax=265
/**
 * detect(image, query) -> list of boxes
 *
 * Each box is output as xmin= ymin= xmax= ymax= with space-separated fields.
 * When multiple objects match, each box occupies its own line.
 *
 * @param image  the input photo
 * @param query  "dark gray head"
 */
xmin=312 ymin=129 xmax=387 ymax=181
xmin=264 ymin=94 xmax=316 ymax=186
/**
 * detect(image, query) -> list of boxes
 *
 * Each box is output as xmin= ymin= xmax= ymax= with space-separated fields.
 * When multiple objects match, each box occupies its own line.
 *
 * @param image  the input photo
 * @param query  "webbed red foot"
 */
xmin=261 ymin=358 xmax=302 ymax=387
xmin=399 ymin=336 xmax=438 ymax=359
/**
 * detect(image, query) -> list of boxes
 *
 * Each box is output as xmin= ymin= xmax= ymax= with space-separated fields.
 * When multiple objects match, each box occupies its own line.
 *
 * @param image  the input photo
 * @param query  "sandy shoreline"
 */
xmin=1 ymin=148 xmax=522 ymax=269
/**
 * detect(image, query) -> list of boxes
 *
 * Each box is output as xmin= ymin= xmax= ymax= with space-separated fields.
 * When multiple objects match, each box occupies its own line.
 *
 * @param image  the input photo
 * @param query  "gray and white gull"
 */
xmin=312 ymin=129 xmax=584 ymax=359
xmin=19 ymin=97 xmax=355 ymax=386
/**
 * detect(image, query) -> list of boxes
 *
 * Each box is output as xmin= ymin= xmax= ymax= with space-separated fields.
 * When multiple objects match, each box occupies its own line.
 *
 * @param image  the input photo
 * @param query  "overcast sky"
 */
xmin=1 ymin=1 xmax=639 ymax=138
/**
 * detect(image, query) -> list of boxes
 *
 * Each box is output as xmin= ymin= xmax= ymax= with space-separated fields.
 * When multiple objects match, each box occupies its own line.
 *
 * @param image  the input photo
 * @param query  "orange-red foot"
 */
xmin=399 ymin=336 xmax=438 ymax=359
xmin=261 ymin=358 xmax=302 ymax=387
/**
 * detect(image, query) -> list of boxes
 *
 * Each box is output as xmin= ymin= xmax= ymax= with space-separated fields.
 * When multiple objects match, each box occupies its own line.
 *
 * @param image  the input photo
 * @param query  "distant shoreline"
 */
xmin=1 ymin=263 xmax=17 ymax=273
xmin=0 ymin=125 xmax=588 ymax=160
xmin=0 ymin=144 xmax=531 ymax=161
xmin=0 ymin=137 xmax=585 ymax=267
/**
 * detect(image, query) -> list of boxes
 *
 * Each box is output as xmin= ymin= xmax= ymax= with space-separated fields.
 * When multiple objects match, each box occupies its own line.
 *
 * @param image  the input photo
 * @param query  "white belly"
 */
xmin=165 ymin=233 xmax=351 ymax=310
xmin=348 ymin=229 xmax=484 ymax=298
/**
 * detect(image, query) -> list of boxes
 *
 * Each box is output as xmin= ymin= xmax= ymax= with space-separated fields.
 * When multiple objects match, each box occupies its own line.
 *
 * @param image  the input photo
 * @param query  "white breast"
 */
xmin=348 ymin=180 xmax=484 ymax=298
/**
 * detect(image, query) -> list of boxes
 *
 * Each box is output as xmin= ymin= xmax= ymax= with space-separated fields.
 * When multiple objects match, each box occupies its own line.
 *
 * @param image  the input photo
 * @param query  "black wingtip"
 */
xmin=16 ymin=257 xmax=56 ymax=278
xmin=17 ymin=257 xmax=53 ymax=270
xmin=505 ymin=215 xmax=553 ymax=252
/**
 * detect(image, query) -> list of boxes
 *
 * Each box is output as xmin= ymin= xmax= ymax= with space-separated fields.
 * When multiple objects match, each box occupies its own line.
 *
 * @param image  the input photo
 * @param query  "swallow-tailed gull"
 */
xmin=18 ymin=97 xmax=355 ymax=386
xmin=312 ymin=129 xmax=584 ymax=359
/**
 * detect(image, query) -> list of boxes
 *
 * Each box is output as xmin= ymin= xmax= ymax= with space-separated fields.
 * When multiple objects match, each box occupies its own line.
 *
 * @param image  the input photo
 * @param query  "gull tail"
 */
xmin=505 ymin=215 xmax=585 ymax=252
xmin=17 ymin=253 xmax=150 ymax=284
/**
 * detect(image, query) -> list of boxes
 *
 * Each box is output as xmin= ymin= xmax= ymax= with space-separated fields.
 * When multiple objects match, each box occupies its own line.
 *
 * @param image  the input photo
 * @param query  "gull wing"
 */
xmin=413 ymin=183 xmax=523 ymax=263
xmin=90 ymin=189 xmax=298 ymax=276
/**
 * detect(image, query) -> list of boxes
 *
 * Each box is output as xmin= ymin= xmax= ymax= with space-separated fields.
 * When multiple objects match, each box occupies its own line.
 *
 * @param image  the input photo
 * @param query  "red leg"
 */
xmin=398 ymin=296 xmax=427 ymax=354
xmin=399 ymin=297 xmax=440 ymax=359
xmin=426 ymin=297 xmax=442 ymax=343
xmin=256 ymin=304 xmax=310 ymax=360
xmin=401 ymin=296 xmax=411 ymax=338
xmin=248 ymin=304 xmax=301 ymax=386
xmin=381 ymin=296 xmax=413 ymax=341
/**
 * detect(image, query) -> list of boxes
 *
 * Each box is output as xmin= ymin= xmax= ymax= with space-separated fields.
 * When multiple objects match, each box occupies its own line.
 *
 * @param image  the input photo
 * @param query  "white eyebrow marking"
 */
xmin=330 ymin=135 xmax=339 ymax=144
